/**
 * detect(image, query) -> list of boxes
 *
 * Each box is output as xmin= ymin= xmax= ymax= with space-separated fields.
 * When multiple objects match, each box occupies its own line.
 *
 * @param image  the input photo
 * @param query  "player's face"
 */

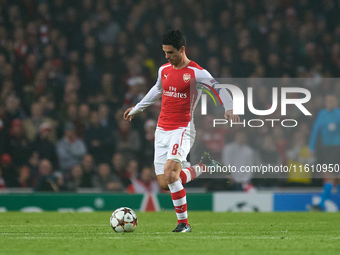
xmin=162 ymin=45 xmax=183 ymax=66
xmin=325 ymin=95 xmax=338 ymax=111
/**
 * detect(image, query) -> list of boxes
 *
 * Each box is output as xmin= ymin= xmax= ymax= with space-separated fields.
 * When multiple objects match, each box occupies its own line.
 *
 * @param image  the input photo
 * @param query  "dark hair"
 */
xmin=162 ymin=29 xmax=186 ymax=50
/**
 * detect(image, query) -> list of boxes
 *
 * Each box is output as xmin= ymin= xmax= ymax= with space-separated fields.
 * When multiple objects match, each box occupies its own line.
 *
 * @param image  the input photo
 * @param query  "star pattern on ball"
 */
xmin=132 ymin=217 xmax=138 ymax=227
xmin=118 ymin=219 xmax=125 ymax=227
xmin=123 ymin=208 xmax=131 ymax=214
xmin=110 ymin=207 xmax=137 ymax=233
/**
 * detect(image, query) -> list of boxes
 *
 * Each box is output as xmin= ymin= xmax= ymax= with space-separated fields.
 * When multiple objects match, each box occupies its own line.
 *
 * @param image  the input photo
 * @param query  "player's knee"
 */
xmin=160 ymin=182 xmax=169 ymax=190
xmin=158 ymin=178 xmax=169 ymax=190
xmin=157 ymin=175 xmax=170 ymax=190
xmin=164 ymin=167 xmax=177 ymax=184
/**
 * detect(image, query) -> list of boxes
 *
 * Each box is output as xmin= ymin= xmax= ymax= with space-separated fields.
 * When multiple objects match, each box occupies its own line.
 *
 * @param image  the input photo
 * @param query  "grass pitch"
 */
xmin=0 ymin=212 xmax=339 ymax=255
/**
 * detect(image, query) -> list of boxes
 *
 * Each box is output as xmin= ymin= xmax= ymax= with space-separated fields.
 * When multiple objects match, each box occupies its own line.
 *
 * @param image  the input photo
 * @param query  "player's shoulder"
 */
xmin=334 ymin=108 xmax=340 ymax=116
xmin=318 ymin=109 xmax=327 ymax=116
xmin=187 ymin=61 xmax=204 ymax=70
xmin=160 ymin=63 xmax=171 ymax=70
xmin=158 ymin=63 xmax=172 ymax=74
xmin=187 ymin=61 xmax=212 ymax=80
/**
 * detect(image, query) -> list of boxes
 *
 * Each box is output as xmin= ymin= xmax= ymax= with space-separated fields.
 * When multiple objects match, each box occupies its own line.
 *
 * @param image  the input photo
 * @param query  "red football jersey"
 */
xmin=130 ymin=60 xmax=232 ymax=130
xmin=157 ymin=61 xmax=214 ymax=130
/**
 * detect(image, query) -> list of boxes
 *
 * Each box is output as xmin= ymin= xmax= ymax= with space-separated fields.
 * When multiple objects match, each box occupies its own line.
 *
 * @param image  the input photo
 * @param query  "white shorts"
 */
xmin=154 ymin=124 xmax=195 ymax=175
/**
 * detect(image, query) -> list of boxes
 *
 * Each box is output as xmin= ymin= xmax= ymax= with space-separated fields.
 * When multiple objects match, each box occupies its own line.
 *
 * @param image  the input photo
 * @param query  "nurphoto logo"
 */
xmin=201 ymin=84 xmax=312 ymax=128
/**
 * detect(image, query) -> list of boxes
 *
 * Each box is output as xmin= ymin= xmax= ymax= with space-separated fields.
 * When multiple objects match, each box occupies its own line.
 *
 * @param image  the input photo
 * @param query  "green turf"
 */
xmin=0 ymin=212 xmax=339 ymax=255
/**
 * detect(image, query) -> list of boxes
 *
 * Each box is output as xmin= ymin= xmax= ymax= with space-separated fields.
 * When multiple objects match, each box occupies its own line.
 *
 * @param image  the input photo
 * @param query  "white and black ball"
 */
xmin=110 ymin=207 xmax=138 ymax=233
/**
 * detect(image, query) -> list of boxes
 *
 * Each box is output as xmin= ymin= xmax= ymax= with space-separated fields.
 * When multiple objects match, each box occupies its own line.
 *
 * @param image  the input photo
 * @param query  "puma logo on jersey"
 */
xmin=164 ymin=74 xmax=169 ymax=79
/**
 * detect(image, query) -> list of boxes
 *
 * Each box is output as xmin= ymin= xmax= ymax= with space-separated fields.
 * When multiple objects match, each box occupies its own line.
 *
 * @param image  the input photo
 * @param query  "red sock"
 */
xmin=179 ymin=163 xmax=205 ymax=184
xmin=168 ymin=180 xmax=188 ymax=224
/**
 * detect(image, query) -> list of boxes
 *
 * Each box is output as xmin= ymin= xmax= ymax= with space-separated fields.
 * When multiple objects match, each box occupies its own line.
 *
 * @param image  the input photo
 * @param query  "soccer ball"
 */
xmin=110 ymin=207 xmax=138 ymax=233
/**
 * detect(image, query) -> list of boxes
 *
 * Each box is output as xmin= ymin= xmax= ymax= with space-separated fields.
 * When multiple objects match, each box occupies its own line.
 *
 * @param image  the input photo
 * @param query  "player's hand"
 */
xmin=224 ymin=110 xmax=240 ymax=122
xmin=124 ymin=107 xmax=135 ymax=121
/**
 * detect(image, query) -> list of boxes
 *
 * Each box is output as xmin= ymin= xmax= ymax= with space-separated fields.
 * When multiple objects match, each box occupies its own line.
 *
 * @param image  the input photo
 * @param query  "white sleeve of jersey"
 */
xmin=195 ymin=69 xmax=233 ymax=112
xmin=128 ymin=68 xmax=163 ymax=116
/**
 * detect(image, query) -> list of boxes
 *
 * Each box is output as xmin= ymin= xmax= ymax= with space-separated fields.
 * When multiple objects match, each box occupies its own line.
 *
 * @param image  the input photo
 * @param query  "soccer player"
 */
xmin=124 ymin=30 xmax=239 ymax=232
xmin=309 ymin=94 xmax=340 ymax=211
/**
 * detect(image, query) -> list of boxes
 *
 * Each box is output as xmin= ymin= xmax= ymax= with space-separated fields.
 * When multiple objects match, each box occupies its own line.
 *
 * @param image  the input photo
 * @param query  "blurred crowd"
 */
xmin=0 ymin=0 xmax=340 ymax=192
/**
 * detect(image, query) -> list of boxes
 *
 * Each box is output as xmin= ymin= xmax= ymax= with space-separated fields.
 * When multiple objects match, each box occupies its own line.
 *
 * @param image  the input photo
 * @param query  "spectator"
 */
xmin=66 ymin=165 xmax=86 ymax=191
xmin=23 ymin=54 xmax=38 ymax=84
xmin=4 ymin=95 xmax=23 ymax=126
xmin=111 ymin=152 xmax=131 ymax=188
xmin=18 ymin=166 xmax=32 ymax=188
xmin=221 ymin=132 xmax=256 ymax=192
xmin=0 ymin=115 xmax=8 ymax=155
xmin=27 ymin=151 xmax=40 ymax=186
xmin=1 ymin=80 xmax=15 ymax=104
xmin=8 ymin=119 xmax=31 ymax=167
xmin=287 ymin=131 xmax=315 ymax=186
xmin=23 ymin=102 xmax=56 ymax=143
xmin=97 ymin=10 xmax=120 ymax=44
xmin=141 ymin=119 xmax=157 ymax=166
xmin=56 ymin=121 xmax=87 ymax=173
xmin=259 ymin=135 xmax=280 ymax=165
xmin=0 ymin=166 xmax=5 ymax=189
xmin=38 ymin=95 xmax=57 ymax=120
xmin=83 ymin=111 xmax=113 ymax=164
xmin=127 ymin=166 xmax=160 ymax=194
xmin=126 ymin=159 xmax=139 ymax=181
xmin=34 ymin=159 xmax=60 ymax=192
xmin=97 ymin=73 xmax=121 ymax=108
xmin=75 ymin=103 xmax=90 ymax=138
xmin=80 ymin=153 xmax=96 ymax=188
xmin=273 ymin=126 xmax=289 ymax=166
xmin=113 ymin=119 xmax=141 ymax=154
xmin=253 ymin=134 xmax=281 ymax=188
xmin=31 ymin=123 xmax=58 ymax=169
xmin=92 ymin=163 xmax=123 ymax=191
xmin=98 ymin=103 xmax=116 ymax=130
xmin=0 ymin=154 xmax=17 ymax=187
xmin=190 ymin=128 xmax=209 ymax=166
xmin=202 ymin=115 xmax=226 ymax=161
xmin=80 ymin=52 xmax=102 ymax=96
xmin=99 ymin=45 xmax=121 ymax=74
xmin=123 ymin=81 xmax=146 ymax=109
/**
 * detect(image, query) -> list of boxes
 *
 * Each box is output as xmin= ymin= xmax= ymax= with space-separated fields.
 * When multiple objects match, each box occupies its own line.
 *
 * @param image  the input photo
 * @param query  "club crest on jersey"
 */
xmin=183 ymin=73 xmax=191 ymax=83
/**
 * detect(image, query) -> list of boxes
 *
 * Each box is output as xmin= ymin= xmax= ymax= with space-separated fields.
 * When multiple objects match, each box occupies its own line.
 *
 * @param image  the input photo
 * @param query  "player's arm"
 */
xmin=124 ymin=68 xmax=163 ymax=121
xmin=219 ymin=86 xmax=240 ymax=122
xmin=308 ymin=112 xmax=322 ymax=152
xmin=196 ymin=70 xmax=240 ymax=122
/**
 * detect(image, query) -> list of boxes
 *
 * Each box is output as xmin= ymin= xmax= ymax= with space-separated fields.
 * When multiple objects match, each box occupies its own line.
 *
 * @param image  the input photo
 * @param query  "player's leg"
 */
xmin=178 ymin=128 xmax=226 ymax=185
xmin=311 ymin=147 xmax=336 ymax=211
xmin=319 ymin=177 xmax=334 ymax=209
xmin=311 ymin=173 xmax=334 ymax=211
xmin=165 ymin=128 xmax=193 ymax=232
xmin=155 ymin=162 xmax=212 ymax=188
xmin=336 ymin=178 xmax=340 ymax=193
xmin=179 ymin=162 xmax=203 ymax=185
xmin=179 ymin=152 xmax=227 ymax=184
xmin=336 ymin=148 xmax=340 ymax=193
xmin=176 ymin=128 xmax=200 ymax=184
xmin=163 ymin=159 xmax=191 ymax=232
xmin=155 ymin=172 xmax=169 ymax=190
xmin=153 ymin=128 xmax=170 ymax=190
